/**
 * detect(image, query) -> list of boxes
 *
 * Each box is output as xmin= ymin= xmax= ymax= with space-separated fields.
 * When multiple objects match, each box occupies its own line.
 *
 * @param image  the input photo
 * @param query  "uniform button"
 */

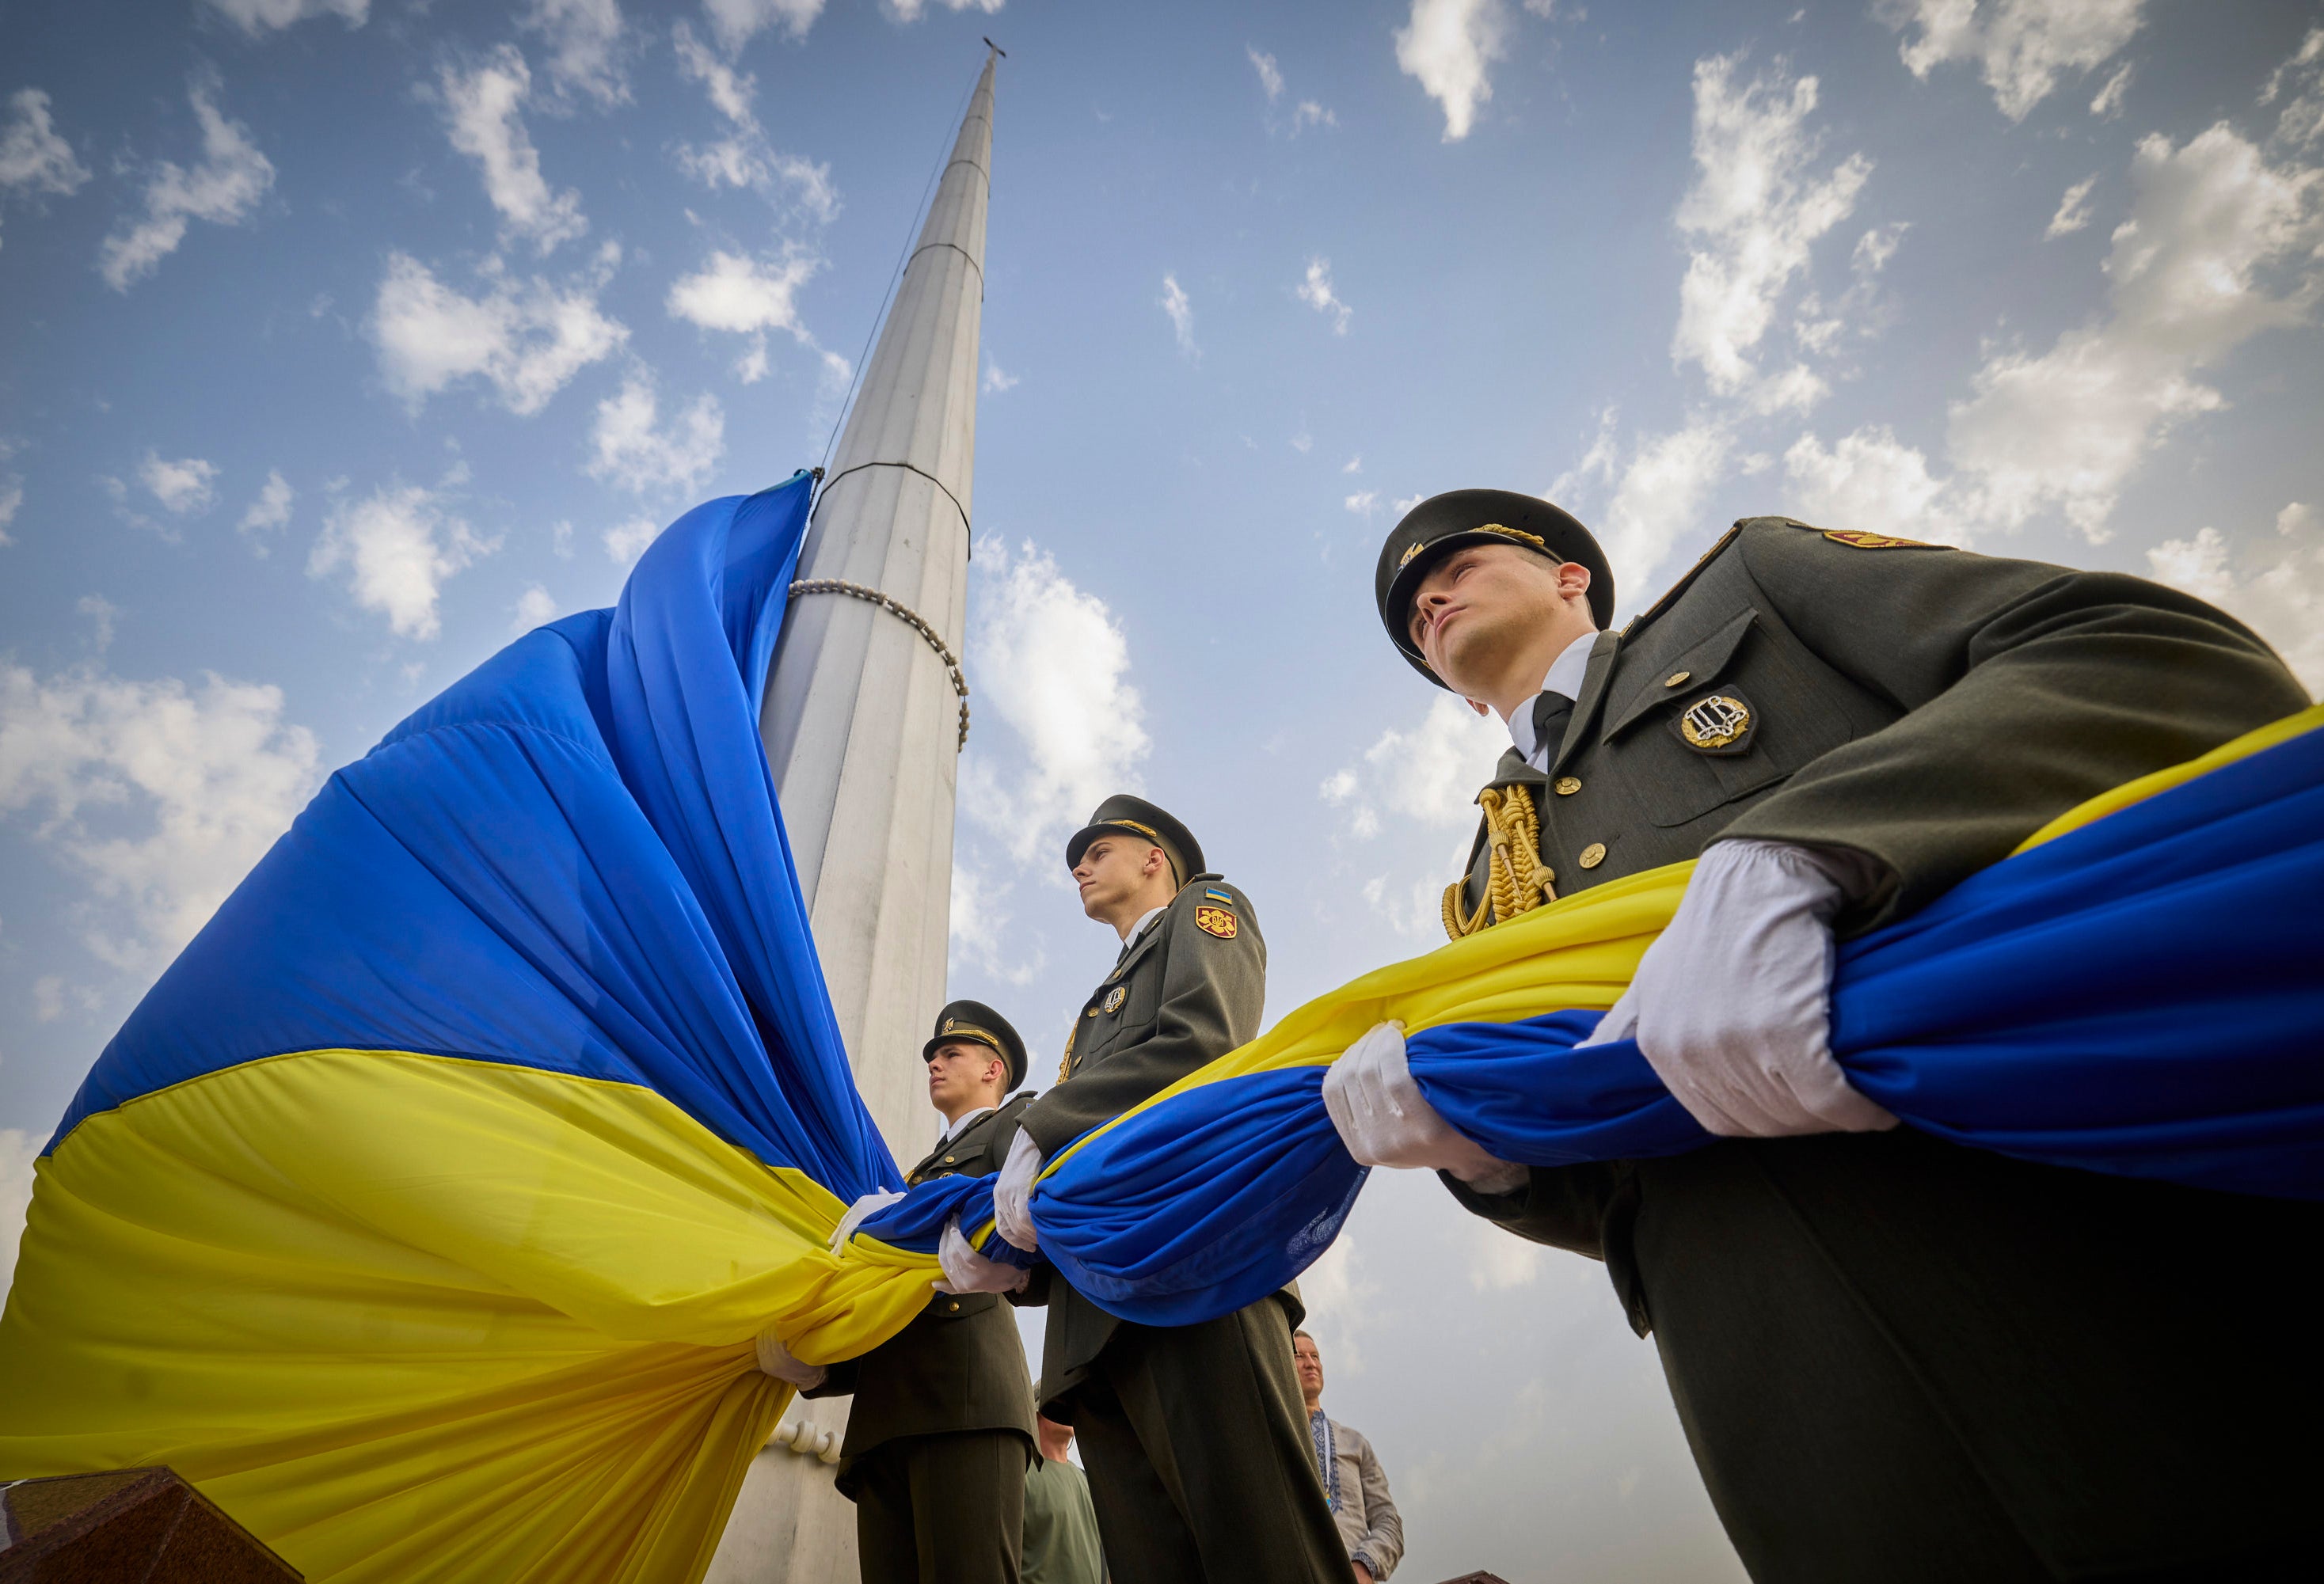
xmin=1664 ymin=670 xmax=1691 ymax=688
xmin=946 ymin=1300 xmax=960 ymax=1312
xmin=942 ymin=1155 xmax=957 ymax=1164
xmin=1579 ymin=842 xmax=1607 ymax=869
xmin=1554 ymin=776 xmax=1581 ymax=796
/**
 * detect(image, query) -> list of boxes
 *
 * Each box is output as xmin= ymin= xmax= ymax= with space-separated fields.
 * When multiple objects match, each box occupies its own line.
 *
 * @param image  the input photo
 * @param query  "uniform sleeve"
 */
xmin=1350 ymin=1429 xmax=1405 ymax=1578
xmin=1019 ymin=893 xmax=1268 ymax=1157
xmin=1722 ymin=523 xmax=2310 ymax=932
xmin=1438 ymin=1165 xmax=1618 ymax=1261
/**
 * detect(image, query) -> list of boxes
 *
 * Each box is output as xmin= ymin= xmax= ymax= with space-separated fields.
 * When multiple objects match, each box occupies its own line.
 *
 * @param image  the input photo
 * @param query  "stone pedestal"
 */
xmin=0 ymin=1468 xmax=300 ymax=1583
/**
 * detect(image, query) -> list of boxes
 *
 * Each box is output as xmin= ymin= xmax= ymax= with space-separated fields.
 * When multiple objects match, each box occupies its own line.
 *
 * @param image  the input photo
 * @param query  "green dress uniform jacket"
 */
xmin=805 ymin=1092 xmax=1040 ymax=1498
xmin=1015 ymin=874 xmax=1292 ymax=1404
xmin=1441 ymin=516 xmax=2320 ymax=1579
xmin=1015 ymin=876 xmax=1347 ymax=1584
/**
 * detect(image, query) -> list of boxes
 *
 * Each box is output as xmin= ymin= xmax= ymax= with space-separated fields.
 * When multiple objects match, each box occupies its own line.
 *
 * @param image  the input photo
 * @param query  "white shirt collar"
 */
xmin=940 ymin=1103 xmax=996 ymax=1144
xmin=1506 ymin=630 xmax=1601 ymax=763
xmin=1123 ymin=904 xmax=1168 ymax=948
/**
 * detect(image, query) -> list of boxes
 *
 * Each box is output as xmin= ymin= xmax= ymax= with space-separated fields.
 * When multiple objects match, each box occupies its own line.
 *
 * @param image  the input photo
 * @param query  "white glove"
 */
xmin=754 ymin=1331 xmax=827 ymax=1390
xmin=1322 ymin=1021 xmax=1529 ymax=1195
xmin=1581 ymin=838 xmax=1898 ymax=1138
xmin=992 ymin=1130 xmax=1044 ymax=1252
xmin=934 ymin=1216 xmax=1031 ymax=1295
xmin=827 ymin=1189 xmax=908 ymax=1254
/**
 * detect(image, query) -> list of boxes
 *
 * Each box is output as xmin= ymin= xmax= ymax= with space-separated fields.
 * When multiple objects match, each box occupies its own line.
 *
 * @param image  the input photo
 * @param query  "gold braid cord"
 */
xmin=787 ymin=579 xmax=971 ymax=749
xmin=1441 ymin=784 xmax=1558 ymax=941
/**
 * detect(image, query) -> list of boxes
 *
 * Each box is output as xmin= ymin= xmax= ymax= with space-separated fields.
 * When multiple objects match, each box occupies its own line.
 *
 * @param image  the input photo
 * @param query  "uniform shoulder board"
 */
xmin=1789 ymin=519 xmax=1947 ymax=551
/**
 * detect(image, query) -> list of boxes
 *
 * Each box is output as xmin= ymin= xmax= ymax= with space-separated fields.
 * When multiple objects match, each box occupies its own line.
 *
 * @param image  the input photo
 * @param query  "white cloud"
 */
xmin=1297 ymin=256 xmax=1354 ymax=335
xmin=667 ymin=248 xmax=824 ymax=383
xmin=308 ymin=481 xmax=497 ymax=640
xmin=2146 ymin=511 xmax=2324 ymax=693
xmin=200 ymin=0 xmax=366 ymax=32
xmin=439 ymin=47 xmax=588 ymax=255
xmin=136 ymin=452 xmax=218 ymax=516
xmin=1345 ymin=490 xmax=1380 ymax=515
xmin=1327 ymin=692 xmax=1511 ymax=837
xmin=949 ymin=862 xmax=1043 ymax=989
xmin=2090 ymin=60 xmax=2133 ymax=118
xmin=371 ymin=251 xmax=627 ymax=415
xmin=1947 ymin=115 xmax=2324 ymax=538
xmin=33 ymin=975 xmax=64 ymax=1020
xmin=983 ymin=359 xmax=1018 ymax=393
xmin=701 ymin=0 xmax=827 ymax=53
xmin=1345 ymin=455 xmax=1364 ymax=473
xmin=1469 ymin=1217 xmax=1546 ymax=1290
xmin=78 ymin=594 xmax=118 ymax=652
xmin=237 ymin=469 xmax=294 ymax=545
xmin=603 ymin=515 xmax=660 ymax=565
xmin=511 ymin=583 xmax=559 ymax=633
xmin=888 ymin=0 xmax=1005 ymax=18
xmin=0 ymin=475 xmax=21 ymax=546
xmin=1159 ymin=273 xmax=1196 ymax=357
xmin=1884 ymin=0 xmax=2147 ymax=121
xmin=0 ymin=662 xmax=321 ymax=978
xmin=672 ymin=22 xmax=839 ymax=223
xmin=1396 ymin=0 xmax=1509 ymax=143
xmin=1249 ymin=46 xmax=1285 ymax=102
xmin=523 ymin=0 xmax=629 ymax=108
xmin=1 ymin=89 xmax=92 ymax=253
xmin=2 ymin=1127 xmax=34 ymax=1311
xmin=1601 ymin=420 xmax=1734 ymax=598
xmin=98 ymin=78 xmax=275 ymax=291
xmin=958 ymin=540 xmax=1150 ymax=867
xmin=1782 ymin=426 xmax=1961 ymax=543
xmin=588 ymin=373 xmax=725 ymax=495
xmin=2046 ymin=173 xmax=2098 ymax=237
xmin=1672 ymin=55 xmax=1869 ymax=405
xmin=2264 ymin=27 xmax=2324 ymax=151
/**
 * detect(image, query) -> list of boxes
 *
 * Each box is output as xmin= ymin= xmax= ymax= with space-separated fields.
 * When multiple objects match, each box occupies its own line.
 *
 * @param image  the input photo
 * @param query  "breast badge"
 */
xmin=1101 ymin=986 xmax=1128 ymax=1014
xmin=1676 ymin=690 xmax=1756 ymax=755
xmin=1195 ymin=903 xmax=1238 ymax=939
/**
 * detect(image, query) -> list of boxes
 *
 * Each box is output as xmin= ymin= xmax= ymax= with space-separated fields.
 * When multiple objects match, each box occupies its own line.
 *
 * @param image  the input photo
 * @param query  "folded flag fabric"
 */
xmin=0 ymin=476 xmax=949 ymax=1583
xmin=899 ymin=705 xmax=2324 ymax=1328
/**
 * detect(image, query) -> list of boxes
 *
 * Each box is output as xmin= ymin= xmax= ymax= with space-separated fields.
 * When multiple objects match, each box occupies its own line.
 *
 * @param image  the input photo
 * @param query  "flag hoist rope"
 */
xmin=787 ymin=578 xmax=971 ymax=749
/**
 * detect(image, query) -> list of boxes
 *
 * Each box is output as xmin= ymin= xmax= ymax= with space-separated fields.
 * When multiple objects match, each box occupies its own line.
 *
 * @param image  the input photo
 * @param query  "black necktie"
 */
xmin=1528 ymin=692 xmax=1573 ymax=765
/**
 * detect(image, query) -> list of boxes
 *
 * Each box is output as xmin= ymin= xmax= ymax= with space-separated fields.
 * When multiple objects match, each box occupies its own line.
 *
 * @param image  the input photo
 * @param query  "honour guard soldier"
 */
xmin=802 ymin=1002 xmax=1041 ymax=1584
xmin=1331 ymin=489 xmax=2321 ymax=1580
xmin=982 ymin=796 xmax=1346 ymax=1584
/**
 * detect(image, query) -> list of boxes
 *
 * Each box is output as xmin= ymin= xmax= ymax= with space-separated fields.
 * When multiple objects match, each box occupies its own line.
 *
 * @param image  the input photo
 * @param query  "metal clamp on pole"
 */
xmin=786 ymin=579 xmax=971 ymax=749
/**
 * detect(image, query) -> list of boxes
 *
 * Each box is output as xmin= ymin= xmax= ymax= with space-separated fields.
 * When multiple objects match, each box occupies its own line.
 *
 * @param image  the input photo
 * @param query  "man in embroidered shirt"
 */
xmin=1292 ymin=1331 xmax=1402 ymax=1583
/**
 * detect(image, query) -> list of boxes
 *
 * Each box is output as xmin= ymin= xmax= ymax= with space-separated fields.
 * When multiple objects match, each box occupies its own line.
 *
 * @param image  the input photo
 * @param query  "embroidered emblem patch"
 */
xmin=1675 ymin=690 xmax=1756 ymax=755
xmin=1204 ymin=887 xmax=1234 ymax=903
xmin=1101 ymin=986 xmax=1128 ymax=1014
xmin=1195 ymin=904 xmax=1238 ymax=939
xmin=1821 ymin=529 xmax=1936 ymax=550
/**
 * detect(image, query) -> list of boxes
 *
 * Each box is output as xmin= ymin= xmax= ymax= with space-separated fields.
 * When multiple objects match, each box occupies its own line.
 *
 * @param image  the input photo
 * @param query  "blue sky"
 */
xmin=5 ymin=0 xmax=2322 ymax=1575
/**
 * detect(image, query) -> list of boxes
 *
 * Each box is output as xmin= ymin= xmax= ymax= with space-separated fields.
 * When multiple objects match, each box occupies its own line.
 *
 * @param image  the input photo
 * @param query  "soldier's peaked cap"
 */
xmin=924 ymin=999 xmax=1028 ymax=1091
xmin=1065 ymin=795 xmax=1204 ymax=888
xmin=1376 ymin=489 xmax=1616 ymax=686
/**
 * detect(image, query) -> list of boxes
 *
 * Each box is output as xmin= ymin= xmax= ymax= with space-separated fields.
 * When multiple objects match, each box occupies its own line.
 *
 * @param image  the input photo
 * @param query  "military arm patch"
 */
xmin=1194 ymin=903 xmax=1238 ymax=939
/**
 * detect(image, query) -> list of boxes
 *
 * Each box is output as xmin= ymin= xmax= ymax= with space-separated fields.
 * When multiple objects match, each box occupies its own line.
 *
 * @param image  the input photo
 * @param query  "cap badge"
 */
xmin=1675 ymin=691 xmax=1756 ymax=756
xmin=1195 ymin=904 xmax=1238 ymax=939
xmin=1397 ymin=541 xmax=1424 ymax=571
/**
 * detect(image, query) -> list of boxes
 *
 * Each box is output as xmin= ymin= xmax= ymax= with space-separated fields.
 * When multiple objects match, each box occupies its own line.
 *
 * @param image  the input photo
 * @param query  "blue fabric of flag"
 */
xmin=48 ymin=473 xmax=900 ymax=1199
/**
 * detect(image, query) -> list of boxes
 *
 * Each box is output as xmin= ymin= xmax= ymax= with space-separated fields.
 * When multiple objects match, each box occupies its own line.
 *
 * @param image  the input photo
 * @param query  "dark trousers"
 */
xmin=851 ymin=1430 xmax=1027 ymax=1584
xmin=1067 ymin=1297 xmax=1346 ymax=1584
xmin=1632 ymin=1130 xmax=2324 ymax=1583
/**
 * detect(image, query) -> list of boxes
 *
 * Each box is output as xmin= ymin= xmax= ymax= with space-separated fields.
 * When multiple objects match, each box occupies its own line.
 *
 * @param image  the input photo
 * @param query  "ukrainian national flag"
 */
xmin=0 ymin=474 xmax=944 ymax=1582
